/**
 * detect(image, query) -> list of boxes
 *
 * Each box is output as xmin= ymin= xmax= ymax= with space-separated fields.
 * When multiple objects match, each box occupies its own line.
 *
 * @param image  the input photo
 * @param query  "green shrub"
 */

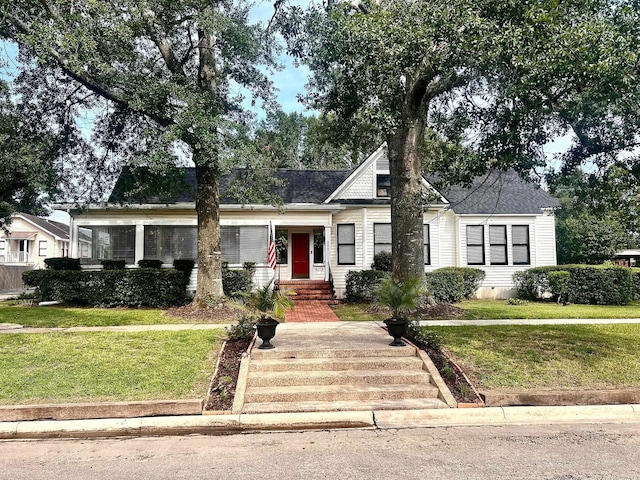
xmin=101 ymin=260 xmax=126 ymax=270
xmin=243 ymin=261 xmax=257 ymax=278
xmin=344 ymin=270 xmax=386 ymax=302
xmin=425 ymin=270 xmax=465 ymax=304
xmin=222 ymin=269 xmax=252 ymax=299
xmin=173 ymin=259 xmax=195 ymax=280
xmin=371 ymin=251 xmax=392 ymax=272
xmin=44 ymin=257 xmax=81 ymax=271
xmin=434 ymin=267 xmax=485 ymax=299
xmin=548 ymin=270 xmax=569 ymax=303
xmin=22 ymin=268 xmax=188 ymax=307
xmin=631 ymin=269 xmax=640 ymax=301
xmin=513 ymin=265 xmax=632 ymax=305
xmin=226 ymin=314 xmax=257 ymax=341
xmin=138 ymin=259 xmax=163 ymax=269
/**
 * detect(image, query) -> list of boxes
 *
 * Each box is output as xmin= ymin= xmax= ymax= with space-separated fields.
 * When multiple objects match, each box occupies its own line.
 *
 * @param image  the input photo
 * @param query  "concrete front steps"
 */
xmin=239 ymin=345 xmax=453 ymax=414
xmin=277 ymin=280 xmax=334 ymax=301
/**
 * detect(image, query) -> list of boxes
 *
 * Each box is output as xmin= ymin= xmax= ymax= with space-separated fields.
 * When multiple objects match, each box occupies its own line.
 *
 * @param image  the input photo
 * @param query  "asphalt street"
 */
xmin=1 ymin=423 xmax=639 ymax=479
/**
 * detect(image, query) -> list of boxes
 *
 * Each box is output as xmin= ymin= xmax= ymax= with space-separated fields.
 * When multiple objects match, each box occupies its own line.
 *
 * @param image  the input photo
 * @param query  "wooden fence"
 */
xmin=0 ymin=265 xmax=32 ymax=291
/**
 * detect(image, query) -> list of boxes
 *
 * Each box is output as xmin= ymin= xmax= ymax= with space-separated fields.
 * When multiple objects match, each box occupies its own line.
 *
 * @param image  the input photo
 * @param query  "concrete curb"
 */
xmin=0 ymin=400 xmax=204 ymax=423
xmin=1 ymin=405 xmax=639 ymax=440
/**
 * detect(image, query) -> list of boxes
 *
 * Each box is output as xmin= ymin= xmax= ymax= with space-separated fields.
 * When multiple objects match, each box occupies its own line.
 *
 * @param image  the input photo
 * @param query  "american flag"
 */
xmin=267 ymin=224 xmax=277 ymax=271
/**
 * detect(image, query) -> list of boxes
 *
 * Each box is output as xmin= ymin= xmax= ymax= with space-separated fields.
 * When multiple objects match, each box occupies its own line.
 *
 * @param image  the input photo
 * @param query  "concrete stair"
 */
xmin=278 ymin=280 xmax=334 ymax=301
xmin=239 ymin=345 xmax=451 ymax=414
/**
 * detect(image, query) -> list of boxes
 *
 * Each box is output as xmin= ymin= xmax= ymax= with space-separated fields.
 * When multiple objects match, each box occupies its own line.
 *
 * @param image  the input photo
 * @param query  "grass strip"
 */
xmin=0 ymin=304 xmax=189 ymax=327
xmin=426 ymin=324 xmax=640 ymax=390
xmin=0 ymin=330 xmax=223 ymax=404
xmin=458 ymin=299 xmax=640 ymax=319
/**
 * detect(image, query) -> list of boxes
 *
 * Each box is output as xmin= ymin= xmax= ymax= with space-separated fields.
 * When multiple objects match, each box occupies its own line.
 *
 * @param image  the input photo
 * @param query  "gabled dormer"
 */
xmin=324 ymin=143 xmax=447 ymax=205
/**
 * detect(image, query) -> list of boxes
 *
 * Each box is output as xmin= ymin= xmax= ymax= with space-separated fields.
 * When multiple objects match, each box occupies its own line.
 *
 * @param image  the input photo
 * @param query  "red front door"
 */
xmin=291 ymin=233 xmax=310 ymax=278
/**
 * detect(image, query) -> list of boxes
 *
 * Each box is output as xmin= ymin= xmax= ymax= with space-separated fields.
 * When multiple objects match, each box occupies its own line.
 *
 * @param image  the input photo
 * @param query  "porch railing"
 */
xmin=0 ymin=252 xmax=32 ymax=264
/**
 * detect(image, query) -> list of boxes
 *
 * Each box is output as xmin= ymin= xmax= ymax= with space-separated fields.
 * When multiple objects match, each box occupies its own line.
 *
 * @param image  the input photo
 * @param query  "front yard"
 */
xmin=428 ymin=323 xmax=640 ymax=391
xmin=0 ymin=330 xmax=223 ymax=404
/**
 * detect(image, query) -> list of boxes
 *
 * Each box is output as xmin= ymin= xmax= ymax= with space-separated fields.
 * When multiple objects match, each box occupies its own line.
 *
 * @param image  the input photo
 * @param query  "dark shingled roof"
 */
xmin=108 ymin=167 xmax=352 ymax=204
xmin=19 ymin=212 xmax=69 ymax=240
xmin=108 ymin=166 xmax=558 ymax=214
xmin=428 ymin=170 xmax=559 ymax=215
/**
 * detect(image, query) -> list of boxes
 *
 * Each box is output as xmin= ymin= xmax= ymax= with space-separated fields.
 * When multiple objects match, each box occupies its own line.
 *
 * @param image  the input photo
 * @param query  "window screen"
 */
xmin=374 ymin=223 xmax=391 ymax=255
xmin=337 ymin=224 xmax=356 ymax=265
xmin=466 ymin=225 xmax=485 ymax=265
xmin=220 ymin=225 xmax=268 ymax=264
xmin=489 ymin=225 xmax=507 ymax=265
xmin=512 ymin=225 xmax=530 ymax=265
xmin=144 ymin=226 xmax=197 ymax=264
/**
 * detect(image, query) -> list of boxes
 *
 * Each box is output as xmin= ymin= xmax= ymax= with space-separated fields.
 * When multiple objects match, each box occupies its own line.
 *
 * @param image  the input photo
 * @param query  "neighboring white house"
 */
xmin=63 ymin=144 xmax=558 ymax=299
xmin=0 ymin=212 xmax=70 ymax=269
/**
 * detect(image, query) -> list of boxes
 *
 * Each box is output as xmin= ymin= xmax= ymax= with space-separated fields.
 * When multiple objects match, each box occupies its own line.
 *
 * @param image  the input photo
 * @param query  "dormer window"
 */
xmin=376 ymin=174 xmax=390 ymax=198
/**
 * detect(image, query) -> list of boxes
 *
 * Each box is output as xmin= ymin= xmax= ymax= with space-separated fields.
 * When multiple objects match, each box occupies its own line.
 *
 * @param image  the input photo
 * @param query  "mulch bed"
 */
xmin=164 ymin=303 xmax=244 ymax=323
xmin=416 ymin=303 xmax=468 ymax=319
xmin=204 ymin=338 xmax=251 ymax=412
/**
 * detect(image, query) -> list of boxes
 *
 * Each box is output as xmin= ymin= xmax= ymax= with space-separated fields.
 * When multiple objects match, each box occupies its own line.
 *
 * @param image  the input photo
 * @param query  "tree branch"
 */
xmin=140 ymin=7 xmax=186 ymax=77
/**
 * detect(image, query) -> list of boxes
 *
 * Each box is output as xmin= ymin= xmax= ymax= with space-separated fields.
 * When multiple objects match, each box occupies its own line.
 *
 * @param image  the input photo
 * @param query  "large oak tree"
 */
xmin=285 ymin=0 xmax=640 ymax=280
xmin=1 ymin=0 xmax=278 ymax=300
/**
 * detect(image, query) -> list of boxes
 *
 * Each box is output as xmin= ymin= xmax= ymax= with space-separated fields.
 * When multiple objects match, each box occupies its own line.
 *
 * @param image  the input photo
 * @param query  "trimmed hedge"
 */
xmin=173 ymin=259 xmax=195 ymax=281
xmin=222 ymin=269 xmax=253 ymax=299
xmin=101 ymin=260 xmax=126 ymax=270
xmin=138 ymin=259 xmax=163 ymax=269
xmin=344 ymin=270 xmax=386 ymax=302
xmin=513 ymin=265 xmax=633 ymax=305
xmin=22 ymin=268 xmax=189 ymax=307
xmin=432 ymin=267 xmax=485 ymax=299
xmin=425 ymin=270 xmax=466 ymax=304
xmin=44 ymin=257 xmax=81 ymax=271
xmin=371 ymin=251 xmax=392 ymax=272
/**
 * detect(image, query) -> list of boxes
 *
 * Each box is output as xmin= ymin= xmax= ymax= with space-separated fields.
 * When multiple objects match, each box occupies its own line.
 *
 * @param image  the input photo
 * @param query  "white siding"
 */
xmin=534 ymin=213 xmax=557 ymax=267
xmin=330 ymin=209 xmax=365 ymax=297
xmin=336 ymin=164 xmax=375 ymax=199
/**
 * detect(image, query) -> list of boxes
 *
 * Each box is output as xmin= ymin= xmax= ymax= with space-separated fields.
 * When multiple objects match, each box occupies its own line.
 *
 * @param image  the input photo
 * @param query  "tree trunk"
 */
xmin=388 ymin=116 xmax=426 ymax=283
xmin=194 ymin=153 xmax=224 ymax=302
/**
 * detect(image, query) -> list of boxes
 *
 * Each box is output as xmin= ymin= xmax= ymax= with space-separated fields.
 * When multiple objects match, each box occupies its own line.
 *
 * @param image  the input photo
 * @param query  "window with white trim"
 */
xmin=376 ymin=174 xmax=390 ymax=198
xmin=221 ymin=225 xmax=268 ymax=264
xmin=79 ymin=226 xmax=136 ymax=264
xmin=489 ymin=225 xmax=507 ymax=265
xmin=38 ymin=240 xmax=48 ymax=257
xmin=144 ymin=226 xmax=197 ymax=264
xmin=466 ymin=225 xmax=485 ymax=265
xmin=423 ymin=224 xmax=431 ymax=265
xmin=373 ymin=223 xmax=391 ymax=255
xmin=0 ymin=240 xmax=5 ymax=263
xmin=337 ymin=224 xmax=356 ymax=265
xmin=512 ymin=225 xmax=531 ymax=265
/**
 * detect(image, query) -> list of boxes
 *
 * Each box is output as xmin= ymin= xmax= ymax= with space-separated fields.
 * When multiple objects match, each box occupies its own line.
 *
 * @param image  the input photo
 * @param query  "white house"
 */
xmin=64 ymin=145 xmax=558 ymax=299
xmin=0 ymin=212 xmax=70 ymax=269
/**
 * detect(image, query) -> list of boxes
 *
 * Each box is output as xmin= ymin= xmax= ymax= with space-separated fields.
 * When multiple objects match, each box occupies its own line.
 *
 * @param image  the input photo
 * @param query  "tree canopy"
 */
xmin=283 ymin=0 xmax=640 ymax=279
xmin=1 ymin=0 xmax=278 ymax=299
xmin=0 ymin=82 xmax=60 ymax=230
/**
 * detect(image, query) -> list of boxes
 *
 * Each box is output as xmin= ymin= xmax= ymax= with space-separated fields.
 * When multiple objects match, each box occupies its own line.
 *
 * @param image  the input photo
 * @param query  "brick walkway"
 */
xmin=285 ymin=301 xmax=340 ymax=322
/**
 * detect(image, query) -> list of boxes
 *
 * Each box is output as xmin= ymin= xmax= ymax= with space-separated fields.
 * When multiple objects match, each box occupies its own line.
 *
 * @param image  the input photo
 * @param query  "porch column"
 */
xmin=324 ymin=225 xmax=331 ymax=281
xmin=135 ymin=224 xmax=145 ymax=265
xmin=68 ymin=216 xmax=76 ymax=258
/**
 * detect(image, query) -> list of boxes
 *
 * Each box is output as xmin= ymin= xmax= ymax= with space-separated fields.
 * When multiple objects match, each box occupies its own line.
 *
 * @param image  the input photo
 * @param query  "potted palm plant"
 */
xmin=237 ymin=279 xmax=294 ymax=349
xmin=374 ymin=275 xmax=426 ymax=346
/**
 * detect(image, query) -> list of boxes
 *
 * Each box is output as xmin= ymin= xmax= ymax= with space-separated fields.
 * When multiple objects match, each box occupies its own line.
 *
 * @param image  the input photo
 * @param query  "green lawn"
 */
xmin=0 ymin=330 xmax=223 ymax=404
xmin=458 ymin=299 xmax=640 ymax=319
xmin=0 ymin=304 xmax=218 ymax=327
xmin=332 ymin=299 xmax=640 ymax=321
xmin=428 ymin=323 xmax=640 ymax=391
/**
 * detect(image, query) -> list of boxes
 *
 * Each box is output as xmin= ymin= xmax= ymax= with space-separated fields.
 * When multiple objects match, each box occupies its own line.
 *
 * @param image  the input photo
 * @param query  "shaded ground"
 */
xmin=164 ymin=303 xmax=244 ymax=323
xmin=204 ymin=338 xmax=251 ymax=411
xmin=416 ymin=304 xmax=468 ymax=319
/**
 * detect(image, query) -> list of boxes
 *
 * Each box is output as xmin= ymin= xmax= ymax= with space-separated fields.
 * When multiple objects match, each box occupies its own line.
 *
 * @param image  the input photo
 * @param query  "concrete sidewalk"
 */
xmin=1 ymin=404 xmax=639 ymax=440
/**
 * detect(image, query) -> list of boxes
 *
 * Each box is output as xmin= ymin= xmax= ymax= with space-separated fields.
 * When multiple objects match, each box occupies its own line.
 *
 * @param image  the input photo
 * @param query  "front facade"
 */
xmin=0 ymin=213 xmax=70 ymax=269
xmin=65 ymin=145 xmax=558 ymax=299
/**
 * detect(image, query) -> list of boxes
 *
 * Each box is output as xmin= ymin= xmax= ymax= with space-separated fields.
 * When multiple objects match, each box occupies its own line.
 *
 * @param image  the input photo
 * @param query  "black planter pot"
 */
xmin=383 ymin=317 xmax=409 ymax=347
xmin=255 ymin=317 xmax=279 ymax=350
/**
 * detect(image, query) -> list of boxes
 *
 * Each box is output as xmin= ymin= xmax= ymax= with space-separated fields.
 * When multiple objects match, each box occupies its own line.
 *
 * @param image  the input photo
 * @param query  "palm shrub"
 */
xmin=374 ymin=276 xmax=427 ymax=319
xmin=237 ymin=279 xmax=294 ymax=320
